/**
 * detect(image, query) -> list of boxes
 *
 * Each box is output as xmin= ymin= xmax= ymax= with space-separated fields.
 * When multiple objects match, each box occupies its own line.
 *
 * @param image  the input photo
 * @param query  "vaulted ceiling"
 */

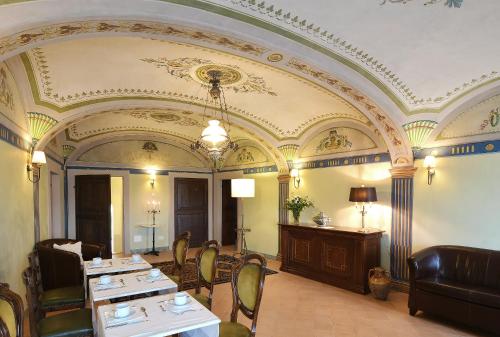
xmin=0 ymin=0 xmax=498 ymax=170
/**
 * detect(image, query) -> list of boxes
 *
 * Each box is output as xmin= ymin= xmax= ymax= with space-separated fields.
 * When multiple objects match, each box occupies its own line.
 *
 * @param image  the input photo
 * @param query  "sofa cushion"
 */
xmin=416 ymin=278 xmax=470 ymax=302
xmin=469 ymin=286 xmax=500 ymax=309
xmin=37 ymin=308 xmax=93 ymax=337
xmin=53 ymin=242 xmax=83 ymax=265
xmin=40 ymin=286 xmax=85 ymax=310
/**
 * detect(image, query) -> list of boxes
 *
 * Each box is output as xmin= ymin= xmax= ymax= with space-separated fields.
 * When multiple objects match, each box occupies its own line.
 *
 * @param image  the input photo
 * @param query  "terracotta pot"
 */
xmin=368 ymin=267 xmax=391 ymax=300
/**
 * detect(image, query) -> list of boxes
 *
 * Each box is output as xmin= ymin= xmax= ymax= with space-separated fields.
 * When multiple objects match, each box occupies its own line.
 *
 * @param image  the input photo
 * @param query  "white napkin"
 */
xmin=87 ymin=261 xmax=112 ymax=269
xmin=141 ymin=275 xmax=169 ymax=283
xmin=104 ymin=308 xmax=146 ymax=327
xmin=94 ymin=281 xmax=124 ymax=291
xmin=160 ymin=299 xmax=196 ymax=315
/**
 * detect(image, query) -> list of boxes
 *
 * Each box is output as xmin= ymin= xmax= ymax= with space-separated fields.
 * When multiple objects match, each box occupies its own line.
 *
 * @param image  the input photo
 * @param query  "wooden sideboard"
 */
xmin=279 ymin=223 xmax=383 ymax=294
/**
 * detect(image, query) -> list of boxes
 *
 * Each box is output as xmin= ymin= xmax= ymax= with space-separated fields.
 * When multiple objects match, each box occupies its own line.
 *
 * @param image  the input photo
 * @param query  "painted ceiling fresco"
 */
xmin=77 ymin=140 xmax=206 ymax=168
xmin=23 ymin=37 xmax=370 ymax=139
xmin=0 ymin=62 xmax=26 ymax=130
xmin=437 ymin=94 xmax=500 ymax=141
xmin=224 ymin=142 xmax=273 ymax=168
xmin=299 ymin=127 xmax=383 ymax=159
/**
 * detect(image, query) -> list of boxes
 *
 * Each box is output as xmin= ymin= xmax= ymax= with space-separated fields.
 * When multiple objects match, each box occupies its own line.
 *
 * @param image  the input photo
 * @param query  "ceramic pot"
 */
xmin=368 ymin=267 xmax=391 ymax=300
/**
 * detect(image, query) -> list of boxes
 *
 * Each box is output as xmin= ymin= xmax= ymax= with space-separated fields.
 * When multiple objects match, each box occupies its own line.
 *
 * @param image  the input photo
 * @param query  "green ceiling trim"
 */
xmin=27 ymin=111 xmax=57 ymax=142
xmin=403 ymin=120 xmax=437 ymax=149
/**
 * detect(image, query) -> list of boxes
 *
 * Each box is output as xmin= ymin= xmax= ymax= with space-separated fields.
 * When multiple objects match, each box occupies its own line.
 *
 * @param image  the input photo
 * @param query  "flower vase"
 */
xmin=292 ymin=213 xmax=300 ymax=224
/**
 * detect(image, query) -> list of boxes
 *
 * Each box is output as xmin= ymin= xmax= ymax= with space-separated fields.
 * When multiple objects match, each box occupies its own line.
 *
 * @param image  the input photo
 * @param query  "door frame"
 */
xmin=168 ymin=172 xmax=213 ymax=250
xmin=67 ymin=169 xmax=130 ymax=254
xmin=213 ymin=171 xmax=245 ymax=247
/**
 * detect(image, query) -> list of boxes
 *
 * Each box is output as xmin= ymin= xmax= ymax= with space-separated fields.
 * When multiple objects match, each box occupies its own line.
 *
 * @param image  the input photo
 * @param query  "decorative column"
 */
xmin=277 ymin=174 xmax=291 ymax=259
xmin=389 ymin=167 xmax=417 ymax=282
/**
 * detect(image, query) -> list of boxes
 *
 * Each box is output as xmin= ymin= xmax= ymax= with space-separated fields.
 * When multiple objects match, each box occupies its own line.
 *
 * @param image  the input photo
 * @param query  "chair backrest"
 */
xmin=195 ymin=240 xmax=220 ymax=301
xmin=0 ymin=317 xmax=9 ymax=337
xmin=28 ymin=252 xmax=44 ymax=294
xmin=230 ymin=254 xmax=267 ymax=336
xmin=172 ymin=231 xmax=191 ymax=272
xmin=0 ymin=284 xmax=24 ymax=337
xmin=36 ymin=244 xmax=81 ymax=290
xmin=22 ymin=268 xmax=42 ymax=337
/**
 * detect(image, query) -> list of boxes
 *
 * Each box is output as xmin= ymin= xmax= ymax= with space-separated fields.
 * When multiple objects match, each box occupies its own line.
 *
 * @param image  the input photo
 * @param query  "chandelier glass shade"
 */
xmin=191 ymin=70 xmax=238 ymax=164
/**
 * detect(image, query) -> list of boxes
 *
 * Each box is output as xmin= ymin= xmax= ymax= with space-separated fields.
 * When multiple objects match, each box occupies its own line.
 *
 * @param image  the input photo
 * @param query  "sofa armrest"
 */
xmin=38 ymin=247 xmax=81 ymax=290
xmin=408 ymin=247 xmax=440 ymax=281
xmin=81 ymin=243 xmax=106 ymax=261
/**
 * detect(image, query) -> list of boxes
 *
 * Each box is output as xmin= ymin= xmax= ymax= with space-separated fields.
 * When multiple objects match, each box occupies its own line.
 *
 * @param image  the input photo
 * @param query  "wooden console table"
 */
xmin=279 ymin=223 xmax=383 ymax=294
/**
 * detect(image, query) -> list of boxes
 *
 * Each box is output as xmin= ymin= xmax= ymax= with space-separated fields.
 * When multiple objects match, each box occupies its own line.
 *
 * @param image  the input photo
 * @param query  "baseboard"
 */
xmin=130 ymin=246 xmax=169 ymax=254
xmin=391 ymin=279 xmax=409 ymax=293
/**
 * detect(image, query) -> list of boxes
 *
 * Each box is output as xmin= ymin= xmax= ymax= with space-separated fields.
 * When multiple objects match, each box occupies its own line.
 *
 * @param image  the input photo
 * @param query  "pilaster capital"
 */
xmin=277 ymin=174 xmax=291 ymax=183
xmin=390 ymin=166 xmax=418 ymax=178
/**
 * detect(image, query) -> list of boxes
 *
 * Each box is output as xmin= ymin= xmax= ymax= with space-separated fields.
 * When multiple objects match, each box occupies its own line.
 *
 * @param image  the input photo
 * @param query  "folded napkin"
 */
xmin=94 ymin=281 xmax=124 ymax=291
xmin=87 ymin=261 xmax=112 ymax=269
xmin=104 ymin=307 xmax=146 ymax=328
xmin=140 ymin=275 xmax=169 ymax=283
xmin=160 ymin=301 xmax=196 ymax=315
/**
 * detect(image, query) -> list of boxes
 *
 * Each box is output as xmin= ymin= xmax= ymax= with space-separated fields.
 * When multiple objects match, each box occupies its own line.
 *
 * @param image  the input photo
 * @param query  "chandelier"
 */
xmin=191 ymin=70 xmax=238 ymax=163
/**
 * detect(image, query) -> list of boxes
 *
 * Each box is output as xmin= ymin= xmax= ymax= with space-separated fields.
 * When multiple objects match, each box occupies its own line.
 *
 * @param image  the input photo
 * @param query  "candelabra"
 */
xmin=145 ymin=200 xmax=160 ymax=256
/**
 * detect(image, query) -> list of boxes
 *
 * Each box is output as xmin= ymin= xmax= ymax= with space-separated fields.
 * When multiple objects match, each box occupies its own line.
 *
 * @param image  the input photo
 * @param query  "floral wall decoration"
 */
xmin=125 ymin=109 xmax=201 ymax=127
xmin=316 ymin=129 xmax=353 ymax=153
xmin=140 ymin=57 xmax=277 ymax=96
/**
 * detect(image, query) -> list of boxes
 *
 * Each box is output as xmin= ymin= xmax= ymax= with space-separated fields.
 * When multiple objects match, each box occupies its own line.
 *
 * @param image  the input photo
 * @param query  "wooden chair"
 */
xmin=0 ymin=283 xmax=24 ymax=337
xmin=192 ymin=240 xmax=220 ymax=310
xmin=28 ymin=252 xmax=85 ymax=315
xmin=166 ymin=231 xmax=191 ymax=290
xmin=219 ymin=254 xmax=267 ymax=337
xmin=0 ymin=317 xmax=9 ymax=337
xmin=22 ymin=268 xmax=93 ymax=337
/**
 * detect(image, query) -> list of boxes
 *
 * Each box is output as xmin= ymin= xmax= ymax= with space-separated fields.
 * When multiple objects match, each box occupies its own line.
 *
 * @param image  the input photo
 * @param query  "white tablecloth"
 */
xmin=96 ymin=293 xmax=220 ymax=337
xmin=84 ymin=257 xmax=152 ymax=298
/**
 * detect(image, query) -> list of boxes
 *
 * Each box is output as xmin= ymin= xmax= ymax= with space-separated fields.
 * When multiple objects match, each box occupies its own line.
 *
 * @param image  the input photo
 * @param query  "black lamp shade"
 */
xmin=349 ymin=187 xmax=377 ymax=203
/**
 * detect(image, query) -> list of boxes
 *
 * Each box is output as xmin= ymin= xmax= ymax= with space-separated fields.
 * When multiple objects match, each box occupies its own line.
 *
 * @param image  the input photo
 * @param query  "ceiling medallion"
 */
xmin=190 ymin=70 xmax=238 ymax=166
xmin=267 ymin=53 xmax=283 ymax=62
xmin=195 ymin=65 xmax=242 ymax=85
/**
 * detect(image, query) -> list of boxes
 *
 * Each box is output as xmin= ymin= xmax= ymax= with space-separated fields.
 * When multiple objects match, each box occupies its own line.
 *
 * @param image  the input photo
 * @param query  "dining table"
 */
xmin=89 ymin=270 xmax=178 ymax=330
xmin=83 ymin=257 xmax=152 ymax=297
xmin=96 ymin=292 xmax=221 ymax=337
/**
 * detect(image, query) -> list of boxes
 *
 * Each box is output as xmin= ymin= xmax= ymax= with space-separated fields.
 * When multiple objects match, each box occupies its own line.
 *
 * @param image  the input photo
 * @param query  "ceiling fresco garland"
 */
xmin=141 ymin=57 xmax=277 ymax=96
xmin=380 ymin=0 xmax=463 ymax=7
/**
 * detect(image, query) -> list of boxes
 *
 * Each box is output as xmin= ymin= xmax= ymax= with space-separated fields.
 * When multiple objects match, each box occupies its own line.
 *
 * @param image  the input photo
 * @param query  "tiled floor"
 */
xmin=137 ymin=247 xmax=488 ymax=337
xmin=26 ymin=247 xmax=489 ymax=337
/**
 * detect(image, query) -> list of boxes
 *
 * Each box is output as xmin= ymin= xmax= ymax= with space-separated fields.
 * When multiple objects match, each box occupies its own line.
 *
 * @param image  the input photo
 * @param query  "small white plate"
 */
xmin=111 ymin=308 xmax=136 ymax=320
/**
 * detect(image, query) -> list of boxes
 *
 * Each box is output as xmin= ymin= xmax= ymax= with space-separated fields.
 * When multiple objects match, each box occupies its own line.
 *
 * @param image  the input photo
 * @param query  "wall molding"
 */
xmin=415 ymin=139 xmax=500 ymax=159
xmin=300 ymin=152 xmax=391 ymax=170
xmin=0 ymin=122 xmax=30 ymax=151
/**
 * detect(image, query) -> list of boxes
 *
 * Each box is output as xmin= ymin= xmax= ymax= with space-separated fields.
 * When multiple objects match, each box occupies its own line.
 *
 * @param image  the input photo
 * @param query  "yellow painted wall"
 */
xmin=292 ymin=162 xmax=393 ymax=268
xmin=243 ymin=172 xmax=280 ymax=257
xmin=111 ymin=177 xmax=124 ymax=254
xmin=38 ymin=165 xmax=49 ymax=241
xmin=0 ymin=141 xmax=34 ymax=297
xmin=129 ymin=174 xmax=170 ymax=252
xmin=413 ymin=152 xmax=500 ymax=252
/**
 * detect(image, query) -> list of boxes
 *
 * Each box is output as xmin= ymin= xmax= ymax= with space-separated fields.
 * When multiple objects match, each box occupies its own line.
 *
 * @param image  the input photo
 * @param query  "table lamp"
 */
xmin=349 ymin=186 xmax=377 ymax=232
xmin=231 ymin=179 xmax=255 ymax=256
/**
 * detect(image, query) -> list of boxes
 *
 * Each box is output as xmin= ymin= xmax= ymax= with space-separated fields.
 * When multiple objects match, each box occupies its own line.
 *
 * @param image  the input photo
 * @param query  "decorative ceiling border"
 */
xmin=414 ymin=139 xmax=499 ymax=158
xmin=165 ymin=0 xmax=498 ymax=114
xmin=21 ymin=47 xmax=371 ymax=141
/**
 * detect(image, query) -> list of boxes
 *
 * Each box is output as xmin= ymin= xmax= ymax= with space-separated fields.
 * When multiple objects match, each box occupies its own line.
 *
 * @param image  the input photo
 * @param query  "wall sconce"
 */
xmin=147 ymin=169 xmax=156 ymax=188
xmin=290 ymin=168 xmax=301 ymax=189
xmin=27 ymin=150 xmax=46 ymax=183
xmin=423 ymin=155 xmax=436 ymax=185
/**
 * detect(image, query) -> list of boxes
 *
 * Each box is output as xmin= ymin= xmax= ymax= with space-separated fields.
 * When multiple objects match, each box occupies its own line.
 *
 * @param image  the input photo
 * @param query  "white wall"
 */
xmin=413 ymin=152 xmax=500 ymax=252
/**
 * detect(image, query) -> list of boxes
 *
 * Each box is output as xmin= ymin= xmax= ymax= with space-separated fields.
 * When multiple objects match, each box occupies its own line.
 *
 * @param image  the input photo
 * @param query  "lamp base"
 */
xmin=357 ymin=227 xmax=370 ymax=233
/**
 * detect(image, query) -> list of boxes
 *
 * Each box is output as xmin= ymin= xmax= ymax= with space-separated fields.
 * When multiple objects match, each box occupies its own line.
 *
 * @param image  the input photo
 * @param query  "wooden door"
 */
xmin=221 ymin=179 xmax=237 ymax=246
xmin=75 ymin=175 xmax=112 ymax=258
xmin=174 ymin=178 xmax=208 ymax=248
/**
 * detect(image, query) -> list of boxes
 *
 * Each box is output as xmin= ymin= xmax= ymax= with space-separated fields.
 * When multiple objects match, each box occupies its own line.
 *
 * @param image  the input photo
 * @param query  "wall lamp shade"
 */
xmin=27 ymin=150 xmax=46 ymax=183
xmin=147 ymin=168 xmax=156 ymax=188
xmin=349 ymin=187 xmax=377 ymax=203
xmin=424 ymin=155 xmax=436 ymax=185
xmin=290 ymin=168 xmax=301 ymax=188
xmin=231 ymin=179 xmax=255 ymax=198
xmin=31 ymin=151 xmax=47 ymax=165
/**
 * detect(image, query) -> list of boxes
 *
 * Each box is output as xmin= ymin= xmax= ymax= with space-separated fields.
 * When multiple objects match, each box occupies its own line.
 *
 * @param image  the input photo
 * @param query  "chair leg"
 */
xmin=409 ymin=307 xmax=417 ymax=316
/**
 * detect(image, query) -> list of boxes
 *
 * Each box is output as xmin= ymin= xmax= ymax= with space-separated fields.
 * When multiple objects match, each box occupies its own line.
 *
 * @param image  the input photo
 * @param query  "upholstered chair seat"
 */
xmin=166 ymin=232 xmax=191 ymax=290
xmin=37 ymin=309 xmax=92 ymax=337
xmin=39 ymin=286 xmax=85 ymax=311
xmin=219 ymin=321 xmax=251 ymax=337
xmin=219 ymin=254 xmax=267 ymax=337
xmin=193 ymin=240 xmax=220 ymax=310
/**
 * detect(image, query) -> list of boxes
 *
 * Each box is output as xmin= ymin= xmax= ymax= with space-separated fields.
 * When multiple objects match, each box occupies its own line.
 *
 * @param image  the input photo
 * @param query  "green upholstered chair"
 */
xmin=192 ymin=240 xmax=220 ymax=310
xmin=28 ymin=252 xmax=85 ymax=315
xmin=22 ymin=268 xmax=93 ymax=337
xmin=167 ymin=231 xmax=191 ymax=291
xmin=219 ymin=254 xmax=267 ymax=337
xmin=0 ymin=283 xmax=23 ymax=337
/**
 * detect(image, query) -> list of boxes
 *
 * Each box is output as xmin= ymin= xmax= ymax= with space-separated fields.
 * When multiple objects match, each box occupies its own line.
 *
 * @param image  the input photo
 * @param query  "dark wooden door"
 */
xmin=221 ymin=179 xmax=237 ymax=246
xmin=174 ymin=178 xmax=208 ymax=247
xmin=75 ymin=175 xmax=112 ymax=258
